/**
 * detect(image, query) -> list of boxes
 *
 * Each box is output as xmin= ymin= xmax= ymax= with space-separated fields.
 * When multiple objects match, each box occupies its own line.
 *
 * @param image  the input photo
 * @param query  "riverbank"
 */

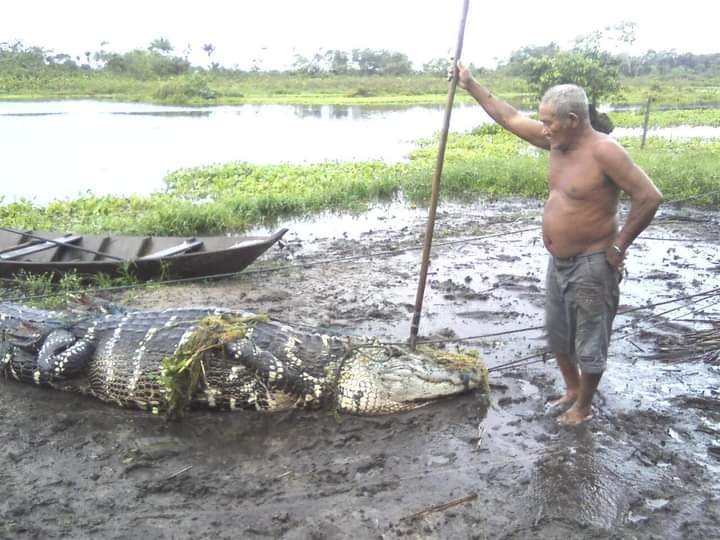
xmin=3 ymin=72 xmax=720 ymax=108
xmin=0 ymin=72 xmax=524 ymax=107
xmin=2 ymin=198 xmax=719 ymax=538
xmin=2 ymin=125 xmax=719 ymax=237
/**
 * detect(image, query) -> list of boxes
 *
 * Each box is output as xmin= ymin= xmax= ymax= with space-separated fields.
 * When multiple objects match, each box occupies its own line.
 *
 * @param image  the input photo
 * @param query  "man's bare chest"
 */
xmin=548 ymin=151 xmax=613 ymax=200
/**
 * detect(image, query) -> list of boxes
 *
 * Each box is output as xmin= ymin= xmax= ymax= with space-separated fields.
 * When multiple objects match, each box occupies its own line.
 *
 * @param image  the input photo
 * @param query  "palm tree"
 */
xmin=149 ymin=37 xmax=173 ymax=55
xmin=202 ymin=43 xmax=216 ymax=69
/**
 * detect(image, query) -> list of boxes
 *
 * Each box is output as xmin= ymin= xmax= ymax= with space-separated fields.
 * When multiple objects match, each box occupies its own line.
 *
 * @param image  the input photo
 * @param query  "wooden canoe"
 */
xmin=0 ymin=228 xmax=288 ymax=281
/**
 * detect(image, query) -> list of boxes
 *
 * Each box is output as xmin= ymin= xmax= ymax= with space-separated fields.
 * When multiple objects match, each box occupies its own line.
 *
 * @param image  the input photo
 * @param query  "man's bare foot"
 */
xmin=545 ymin=394 xmax=576 ymax=416
xmin=557 ymin=406 xmax=593 ymax=426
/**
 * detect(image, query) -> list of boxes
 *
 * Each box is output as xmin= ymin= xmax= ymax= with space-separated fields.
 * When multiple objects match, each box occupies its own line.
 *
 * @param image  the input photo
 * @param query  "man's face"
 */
xmin=538 ymin=101 xmax=573 ymax=147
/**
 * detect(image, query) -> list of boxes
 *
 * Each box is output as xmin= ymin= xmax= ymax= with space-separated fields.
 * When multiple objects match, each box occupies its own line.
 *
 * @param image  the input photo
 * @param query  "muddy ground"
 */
xmin=2 ymin=198 xmax=720 ymax=539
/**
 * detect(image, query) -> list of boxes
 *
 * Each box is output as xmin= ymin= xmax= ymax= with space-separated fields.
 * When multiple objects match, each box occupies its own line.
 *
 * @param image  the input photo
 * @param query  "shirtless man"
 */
xmin=453 ymin=64 xmax=663 ymax=425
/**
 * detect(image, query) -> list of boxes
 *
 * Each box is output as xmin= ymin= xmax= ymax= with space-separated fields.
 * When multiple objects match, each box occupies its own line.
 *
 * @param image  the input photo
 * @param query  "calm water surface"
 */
xmin=1 ymin=100 xmax=718 ymax=205
xmin=0 ymin=101 xmax=488 ymax=204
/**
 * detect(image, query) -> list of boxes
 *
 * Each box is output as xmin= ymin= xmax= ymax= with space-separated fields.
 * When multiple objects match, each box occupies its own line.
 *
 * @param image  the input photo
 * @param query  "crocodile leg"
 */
xmin=224 ymin=339 xmax=326 ymax=406
xmin=38 ymin=327 xmax=97 ymax=379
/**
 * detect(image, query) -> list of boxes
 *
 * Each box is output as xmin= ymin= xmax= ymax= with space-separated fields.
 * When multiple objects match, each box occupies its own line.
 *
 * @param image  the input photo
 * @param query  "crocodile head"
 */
xmin=0 ymin=304 xmax=54 ymax=350
xmin=333 ymin=343 xmax=489 ymax=415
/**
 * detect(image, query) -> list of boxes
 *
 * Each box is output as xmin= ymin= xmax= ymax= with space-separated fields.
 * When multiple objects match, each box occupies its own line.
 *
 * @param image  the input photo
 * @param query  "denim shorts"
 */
xmin=545 ymin=252 xmax=620 ymax=374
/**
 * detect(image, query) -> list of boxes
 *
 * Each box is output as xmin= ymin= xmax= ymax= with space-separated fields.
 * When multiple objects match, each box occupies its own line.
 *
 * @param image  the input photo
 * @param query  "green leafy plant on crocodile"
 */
xmin=159 ymin=313 xmax=269 ymax=419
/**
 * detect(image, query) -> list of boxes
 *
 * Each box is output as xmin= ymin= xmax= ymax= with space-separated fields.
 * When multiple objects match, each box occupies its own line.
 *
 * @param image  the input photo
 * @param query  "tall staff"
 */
xmin=409 ymin=0 xmax=470 ymax=349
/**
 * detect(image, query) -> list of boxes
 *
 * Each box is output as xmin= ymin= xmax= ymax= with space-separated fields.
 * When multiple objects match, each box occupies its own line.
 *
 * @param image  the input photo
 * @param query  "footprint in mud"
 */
xmin=495 ymin=273 xmax=542 ymax=292
xmin=430 ymin=278 xmax=491 ymax=300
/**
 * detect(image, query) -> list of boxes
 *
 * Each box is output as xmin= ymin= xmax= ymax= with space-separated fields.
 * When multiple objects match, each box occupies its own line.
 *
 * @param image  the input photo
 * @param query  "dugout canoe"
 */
xmin=0 ymin=228 xmax=288 ymax=281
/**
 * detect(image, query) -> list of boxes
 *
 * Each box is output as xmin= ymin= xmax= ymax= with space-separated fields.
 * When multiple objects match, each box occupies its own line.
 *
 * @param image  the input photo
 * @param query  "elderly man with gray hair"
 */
xmin=452 ymin=64 xmax=663 ymax=426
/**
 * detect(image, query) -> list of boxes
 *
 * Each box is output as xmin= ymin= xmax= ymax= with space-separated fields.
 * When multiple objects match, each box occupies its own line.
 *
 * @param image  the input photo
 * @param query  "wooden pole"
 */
xmin=640 ymin=96 xmax=651 ymax=149
xmin=409 ymin=0 xmax=470 ymax=349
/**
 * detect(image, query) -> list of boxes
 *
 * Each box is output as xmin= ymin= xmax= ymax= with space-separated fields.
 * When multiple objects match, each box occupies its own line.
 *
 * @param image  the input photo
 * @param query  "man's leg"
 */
xmin=557 ymin=252 xmax=618 ymax=426
xmin=559 ymin=371 xmax=602 ymax=425
xmin=550 ymin=352 xmax=580 ymax=407
xmin=545 ymin=257 xmax=577 ymax=410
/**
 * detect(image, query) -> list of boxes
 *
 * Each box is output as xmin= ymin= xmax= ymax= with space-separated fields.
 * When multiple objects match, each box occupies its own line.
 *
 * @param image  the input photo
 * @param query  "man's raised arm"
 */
xmin=454 ymin=63 xmax=549 ymax=150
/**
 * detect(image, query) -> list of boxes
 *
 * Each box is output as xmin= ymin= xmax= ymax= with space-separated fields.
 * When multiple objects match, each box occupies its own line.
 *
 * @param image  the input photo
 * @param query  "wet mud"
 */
xmin=2 ymin=198 xmax=720 ymax=539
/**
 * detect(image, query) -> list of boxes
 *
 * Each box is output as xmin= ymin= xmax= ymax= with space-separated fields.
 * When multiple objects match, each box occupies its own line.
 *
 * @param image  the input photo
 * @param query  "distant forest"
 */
xmin=2 ymin=38 xmax=719 ymax=80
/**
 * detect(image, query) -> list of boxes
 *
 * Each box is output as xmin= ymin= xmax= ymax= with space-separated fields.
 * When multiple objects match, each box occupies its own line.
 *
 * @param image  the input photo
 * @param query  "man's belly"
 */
xmin=542 ymin=199 xmax=617 ymax=258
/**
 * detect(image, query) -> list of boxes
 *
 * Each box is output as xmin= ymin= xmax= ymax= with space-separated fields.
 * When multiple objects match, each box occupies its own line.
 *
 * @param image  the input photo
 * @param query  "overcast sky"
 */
xmin=1 ymin=1 xmax=715 ymax=69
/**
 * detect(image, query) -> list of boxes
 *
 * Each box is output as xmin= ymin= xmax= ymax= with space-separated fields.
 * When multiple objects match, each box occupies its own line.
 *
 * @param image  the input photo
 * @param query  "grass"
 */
xmin=2 ymin=124 xmax=718 ymax=240
xmin=4 ymin=71 xmax=719 ymax=109
xmin=611 ymin=108 xmax=720 ymax=128
xmin=0 ymin=267 xmax=144 ymax=309
xmin=616 ymin=75 xmax=720 ymax=107
xmin=1 ymin=270 xmax=85 ymax=309
xmin=621 ymin=137 xmax=720 ymax=205
xmin=0 ymin=71 xmax=535 ymax=108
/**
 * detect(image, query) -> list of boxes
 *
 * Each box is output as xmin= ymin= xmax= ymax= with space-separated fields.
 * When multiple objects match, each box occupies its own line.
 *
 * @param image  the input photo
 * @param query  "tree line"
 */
xmin=4 ymin=32 xmax=719 ymax=81
xmin=0 ymin=39 xmax=462 ymax=79
xmin=6 ymin=31 xmax=717 ymax=120
xmin=500 ymin=43 xmax=720 ymax=79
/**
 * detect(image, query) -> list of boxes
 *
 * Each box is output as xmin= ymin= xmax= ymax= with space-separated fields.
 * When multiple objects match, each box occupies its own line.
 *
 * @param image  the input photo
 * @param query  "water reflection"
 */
xmin=0 ymin=112 xmax=65 ymax=117
xmin=294 ymin=104 xmax=324 ymax=118
xmin=291 ymin=104 xmax=406 ymax=120
xmin=293 ymin=103 xmax=354 ymax=119
xmin=110 ymin=110 xmax=212 ymax=117
xmin=328 ymin=106 xmax=349 ymax=120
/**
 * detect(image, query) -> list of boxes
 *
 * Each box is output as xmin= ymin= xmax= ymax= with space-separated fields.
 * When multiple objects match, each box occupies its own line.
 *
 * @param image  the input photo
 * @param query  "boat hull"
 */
xmin=0 ymin=229 xmax=288 ymax=281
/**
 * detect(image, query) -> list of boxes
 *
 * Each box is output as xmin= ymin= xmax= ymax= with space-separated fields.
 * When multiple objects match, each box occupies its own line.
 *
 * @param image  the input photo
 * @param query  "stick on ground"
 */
xmin=401 ymin=493 xmax=478 ymax=522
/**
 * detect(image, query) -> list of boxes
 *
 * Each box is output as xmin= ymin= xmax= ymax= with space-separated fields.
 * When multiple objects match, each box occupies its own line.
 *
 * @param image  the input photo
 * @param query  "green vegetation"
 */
xmin=0 ymin=39 xmax=527 ymax=106
xmin=1 ymin=33 xmax=719 ymax=239
xmin=621 ymin=137 xmax=720 ymax=205
xmin=3 ymin=270 xmax=85 ymax=309
xmin=4 ymin=64 xmax=719 ymax=109
xmin=3 ymin=268 xmax=143 ymax=309
xmin=611 ymin=108 xmax=720 ymax=128
xmin=516 ymin=32 xmax=622 ymax=108
xmin=0 ymin=68 xmax=532 ymax=107
xmin=159 ymin=313 xmax=268 ymax=418
xmin=2 ymin=126 xmax=718 ymax=238
xmin=3 ymin=36 xmax=720 ymax=108
xmin=615 ymin=76 xmax=720 ymax=107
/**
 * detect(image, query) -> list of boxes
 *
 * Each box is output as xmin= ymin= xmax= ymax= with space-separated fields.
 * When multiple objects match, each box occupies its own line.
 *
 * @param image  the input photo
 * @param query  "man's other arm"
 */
xmin=597 ymin=138 xmax=663 ymax=253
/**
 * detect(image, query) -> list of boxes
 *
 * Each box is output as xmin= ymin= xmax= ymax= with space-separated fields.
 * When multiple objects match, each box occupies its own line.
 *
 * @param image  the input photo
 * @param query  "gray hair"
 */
xmin=540 ymin=84 xmax=589 ymax=122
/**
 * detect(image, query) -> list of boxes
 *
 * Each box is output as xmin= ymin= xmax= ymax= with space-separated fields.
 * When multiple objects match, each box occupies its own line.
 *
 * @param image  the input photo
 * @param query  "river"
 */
xmin=1 ymin=100 xmax=718 ymax=205
xmin=0 ymin=101 xmax=487 ymax=204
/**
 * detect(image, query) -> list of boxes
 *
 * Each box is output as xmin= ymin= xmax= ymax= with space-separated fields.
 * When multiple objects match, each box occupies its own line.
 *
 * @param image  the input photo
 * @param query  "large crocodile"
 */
xmin=0 ymin=302 xmax=488 ymax=416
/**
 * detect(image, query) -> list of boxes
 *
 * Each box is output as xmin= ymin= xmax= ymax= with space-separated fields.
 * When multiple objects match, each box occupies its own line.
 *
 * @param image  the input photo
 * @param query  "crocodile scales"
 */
xmin=0 ymin=302 xmax=488 ymax=416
